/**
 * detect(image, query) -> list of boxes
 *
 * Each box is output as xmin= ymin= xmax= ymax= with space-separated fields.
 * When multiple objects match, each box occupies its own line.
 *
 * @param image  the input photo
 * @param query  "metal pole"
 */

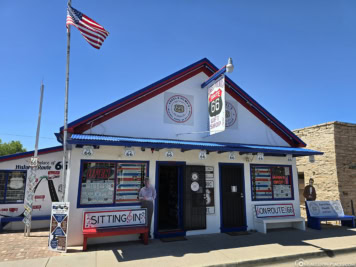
xmin=62 ymin=0 xmax=71 ymax=202
xmin=24 ymin=82 xmax=44 ymax=237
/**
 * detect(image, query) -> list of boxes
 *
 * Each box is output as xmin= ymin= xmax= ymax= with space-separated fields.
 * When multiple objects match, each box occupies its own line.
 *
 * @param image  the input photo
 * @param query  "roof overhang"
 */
xmin=68 ymin=134 xmax=322 ymax=157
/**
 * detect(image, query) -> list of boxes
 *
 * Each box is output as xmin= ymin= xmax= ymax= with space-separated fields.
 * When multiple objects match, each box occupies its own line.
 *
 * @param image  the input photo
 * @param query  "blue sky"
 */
xmin=1 ymin=0 xmax=355 ymax=150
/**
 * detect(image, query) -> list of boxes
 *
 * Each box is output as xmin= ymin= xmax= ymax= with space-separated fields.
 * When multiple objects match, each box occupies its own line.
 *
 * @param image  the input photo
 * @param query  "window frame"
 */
xmin=77 ymin=160 xmax=149 ymax=208
xmin=250 ymin=164 xmax=294 ymax=202
xmin=0 ymin=170 xmax=27 ymax=204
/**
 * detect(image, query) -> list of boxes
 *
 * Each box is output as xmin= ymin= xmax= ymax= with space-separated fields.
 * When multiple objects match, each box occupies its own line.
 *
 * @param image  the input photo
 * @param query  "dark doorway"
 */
xmin=157 ymin=165 xmax=181 ymax=232
xmin=220 ymin=164 xmax=246 ymax=232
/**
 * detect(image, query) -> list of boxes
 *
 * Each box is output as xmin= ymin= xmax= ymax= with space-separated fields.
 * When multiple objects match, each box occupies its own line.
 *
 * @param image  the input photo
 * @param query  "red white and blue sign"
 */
xmin=208 ymin=76 xmax=225 ymax=135
xmin=83 ymin=208 xmax=147 ymax=230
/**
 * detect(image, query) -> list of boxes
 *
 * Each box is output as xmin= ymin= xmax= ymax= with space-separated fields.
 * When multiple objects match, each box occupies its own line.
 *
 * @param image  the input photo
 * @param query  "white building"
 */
xmin=0 ymin=58 xmax=321 ymax=246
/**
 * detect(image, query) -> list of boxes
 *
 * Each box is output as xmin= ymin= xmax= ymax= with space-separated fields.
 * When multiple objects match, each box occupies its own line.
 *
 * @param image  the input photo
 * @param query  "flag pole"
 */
xmin=62 ymin=0 xmax=72 ymax=202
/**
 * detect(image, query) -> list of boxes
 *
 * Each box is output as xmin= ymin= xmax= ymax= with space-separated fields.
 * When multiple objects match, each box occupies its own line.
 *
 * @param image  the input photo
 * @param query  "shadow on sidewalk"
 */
xmin=82 ymin=225 xmax=356 ymax=263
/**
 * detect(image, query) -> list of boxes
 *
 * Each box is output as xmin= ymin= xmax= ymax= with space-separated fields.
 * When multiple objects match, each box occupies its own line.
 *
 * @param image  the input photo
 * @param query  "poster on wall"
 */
xmin=164 ymin=92 xmax=194 ymax=126
xmin=208 ymin=76 xmax=225 ymax=135
xmin=48 ymin=202 xmax=69 ymax=253
xmin=251 ymin=167 xmax=272 ymax=200
xmin=205 ymin=166 xmax=215 ymax=214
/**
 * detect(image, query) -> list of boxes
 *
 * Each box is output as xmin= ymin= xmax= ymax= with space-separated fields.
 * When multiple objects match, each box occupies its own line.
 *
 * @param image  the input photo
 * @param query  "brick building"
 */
xmin=293 ymin=121 xmax=356 ymax=216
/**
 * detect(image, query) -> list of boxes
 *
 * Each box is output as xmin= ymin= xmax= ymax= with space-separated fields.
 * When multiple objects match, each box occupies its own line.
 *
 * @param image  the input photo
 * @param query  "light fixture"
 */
xmin=226 ymin=58 xmax=234 ymax=73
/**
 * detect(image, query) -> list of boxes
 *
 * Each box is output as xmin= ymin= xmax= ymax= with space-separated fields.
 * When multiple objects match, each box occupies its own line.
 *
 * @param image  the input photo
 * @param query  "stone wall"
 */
xmin=293 ymin=121 xmax=356 ymax=215
xmin=334 ymin=122 xmax=356 ymax=214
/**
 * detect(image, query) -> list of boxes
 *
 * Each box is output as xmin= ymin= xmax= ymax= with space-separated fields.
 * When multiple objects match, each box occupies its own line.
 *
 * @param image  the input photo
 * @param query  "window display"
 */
xmin=79 ymin=161 xmax=148 ymax=206
xmin=0 ymin=171 xmax=26 ymax=203
xmin=80 ymin=162 xmax=116 ymax=205
xmin=116 ymin=163 xmax=146 ymax=204
xmin=251 ymin=165 xmax=293 ymax=201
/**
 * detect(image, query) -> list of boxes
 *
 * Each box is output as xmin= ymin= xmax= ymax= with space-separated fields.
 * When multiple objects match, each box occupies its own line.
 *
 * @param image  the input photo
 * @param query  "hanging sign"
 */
xmin=208 ymin=75 xmax=225 ymax=135
xmin=49 ymin=202 xmax=69 ymax=253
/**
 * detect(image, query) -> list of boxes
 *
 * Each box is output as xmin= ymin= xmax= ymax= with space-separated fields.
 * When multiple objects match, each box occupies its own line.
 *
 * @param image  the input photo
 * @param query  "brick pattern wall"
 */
xmin=293 ymin=122 xmax=356 ymax=216
xmin=293 ymin=122 xmax=339 ymax=217
xmin=334 ymin=123 xmax=356 ymax=215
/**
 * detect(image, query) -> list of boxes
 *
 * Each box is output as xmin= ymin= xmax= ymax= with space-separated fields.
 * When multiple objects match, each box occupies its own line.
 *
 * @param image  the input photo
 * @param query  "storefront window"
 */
xmin=0 ymin=171 xmax=26 ymax=203
xmin=251 ymin=165 xmax=293 ymax=201
xmin=79 ymin=161 xmax=148 ymax=207
xmin=80 ymin=162 xmax=116 ymax=205
xmin=116 ymin=163 xmax=146 ymax=204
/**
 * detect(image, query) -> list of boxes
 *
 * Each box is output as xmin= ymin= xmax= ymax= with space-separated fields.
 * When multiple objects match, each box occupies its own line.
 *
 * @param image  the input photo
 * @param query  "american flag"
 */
xmin=66 ymin=5 xmax=109 ymax=49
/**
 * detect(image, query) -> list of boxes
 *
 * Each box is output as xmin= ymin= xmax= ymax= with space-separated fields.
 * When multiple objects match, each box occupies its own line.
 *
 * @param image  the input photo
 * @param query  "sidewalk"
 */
xmin=0 ymin=225 xmax=355 ymax=266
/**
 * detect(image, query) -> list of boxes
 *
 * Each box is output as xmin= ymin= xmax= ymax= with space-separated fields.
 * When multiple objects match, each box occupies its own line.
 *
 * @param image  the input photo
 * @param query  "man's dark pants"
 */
xmin=141 ymin=200 xmax=154 ymax=237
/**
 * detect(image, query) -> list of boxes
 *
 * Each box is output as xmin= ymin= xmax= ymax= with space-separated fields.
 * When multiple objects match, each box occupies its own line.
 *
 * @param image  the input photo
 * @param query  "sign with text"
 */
xmin=255 ymin=204 xmax=295 ymax=218
xmin=307 ymin=201 xmax=345 ymax=217
xmin=49 ymin=202 xmax=69 ymax=253
xmin=83 ymin=209 xmax=147 ymax=230
xmin=208 ymin=75 xmax=225 ymax=135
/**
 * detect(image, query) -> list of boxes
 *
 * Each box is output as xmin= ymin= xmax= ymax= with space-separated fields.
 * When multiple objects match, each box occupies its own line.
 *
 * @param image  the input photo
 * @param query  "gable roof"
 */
xmin=59 ymin=58 xmax=306 ymax=148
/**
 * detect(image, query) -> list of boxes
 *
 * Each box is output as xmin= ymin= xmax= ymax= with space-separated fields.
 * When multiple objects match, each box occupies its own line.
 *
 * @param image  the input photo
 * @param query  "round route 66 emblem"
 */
xmin=166 ymin=95 xmax=193 ymax=123
xmin=225 ymin=101 xmax=237 ymax=127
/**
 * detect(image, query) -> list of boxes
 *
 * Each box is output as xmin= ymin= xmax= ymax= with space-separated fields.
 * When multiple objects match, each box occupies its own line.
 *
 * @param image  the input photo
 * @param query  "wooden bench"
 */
xmin=253 ymin=204 xmax=305 ymax=234
xmin=82 ymin=226 xmax=148 ymax=251
xmin=306 ymin=201 xmax=355 ymax=230
xmin=0 ymin=215 xmax=50 ymax=232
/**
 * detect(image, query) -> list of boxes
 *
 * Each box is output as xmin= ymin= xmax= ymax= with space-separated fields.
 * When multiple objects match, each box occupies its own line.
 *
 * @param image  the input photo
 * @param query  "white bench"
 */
xmin=253 ymin=204 xmax=305 ymax=234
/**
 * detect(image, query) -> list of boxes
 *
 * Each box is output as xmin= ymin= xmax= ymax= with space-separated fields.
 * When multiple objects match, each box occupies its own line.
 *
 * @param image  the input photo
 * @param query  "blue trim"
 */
xmin=0 ymin=146 xmax=63 ymax=162
xmin=0 ymin=170 xmax=27 ymax=204
xmin=76 ymin=160 xmax=149 ymax=209
xmin=250 ymin=164 xmax=295 ymax=202
xmin=201 ymin=67 xmax=226 ymax=88
xmin=218 ymin=163 xmax=247 ymax=233
xmin=154 ymin=161 xmax=186 ymax=239
xmin=68 ymin=134 xmax=323 ymax=157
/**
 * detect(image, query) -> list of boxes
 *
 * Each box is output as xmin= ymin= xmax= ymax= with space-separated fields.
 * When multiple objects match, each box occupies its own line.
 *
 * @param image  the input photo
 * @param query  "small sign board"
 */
xmin=255 ymin=203 xmax=295 ymax=218
xmin=307 ymin=200 xmax=344 ymax=217
xmin=49 ymin=202 xmax=69 ymax=253
xmin=208 ymin=75 xmax=225 ymax=135
xmin=83 ymin=209 xmax=147 ymax=230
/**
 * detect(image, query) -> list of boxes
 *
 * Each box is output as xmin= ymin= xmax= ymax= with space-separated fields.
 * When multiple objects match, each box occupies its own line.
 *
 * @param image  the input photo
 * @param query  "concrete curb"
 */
xmin=205 ymin=246 xmax=356 ymax=267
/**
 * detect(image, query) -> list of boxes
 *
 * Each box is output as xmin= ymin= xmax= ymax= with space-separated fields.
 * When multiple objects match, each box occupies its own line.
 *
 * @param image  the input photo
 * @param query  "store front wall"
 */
xmin=64 ymin=146 xmax=301 ymax=246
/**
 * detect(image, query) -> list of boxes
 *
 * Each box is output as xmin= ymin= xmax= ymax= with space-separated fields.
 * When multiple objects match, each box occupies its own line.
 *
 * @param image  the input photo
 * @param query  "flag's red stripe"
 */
xmin=67 ymin=18 xmax=106 ymax=42
xmin=77 ymin=22 xmax=107 ymax=40
xmin=75 ymin=24 xmax=105 ymax=43
xmin=82 ymin=15 xmax=108 ymax=34
xmin=79 ymin=19 xmax=108 ymax=37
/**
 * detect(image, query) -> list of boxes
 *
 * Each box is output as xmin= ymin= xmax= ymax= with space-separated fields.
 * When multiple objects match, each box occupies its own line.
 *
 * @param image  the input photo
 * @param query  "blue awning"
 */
xmin=68 ymin=134 xmax=323 ymax=157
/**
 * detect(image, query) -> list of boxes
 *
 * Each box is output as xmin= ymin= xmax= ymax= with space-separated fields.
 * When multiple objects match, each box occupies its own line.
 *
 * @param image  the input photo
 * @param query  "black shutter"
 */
xmin=183 ymin=165 xmax=206 ymax=230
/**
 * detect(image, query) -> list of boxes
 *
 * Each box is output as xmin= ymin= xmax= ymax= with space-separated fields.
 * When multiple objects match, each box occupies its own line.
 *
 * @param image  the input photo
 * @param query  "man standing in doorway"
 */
xmin=139 ymin=177 xmax=156 ymax=238
xmin=303 ymin=178 xmax=317 ymax=201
